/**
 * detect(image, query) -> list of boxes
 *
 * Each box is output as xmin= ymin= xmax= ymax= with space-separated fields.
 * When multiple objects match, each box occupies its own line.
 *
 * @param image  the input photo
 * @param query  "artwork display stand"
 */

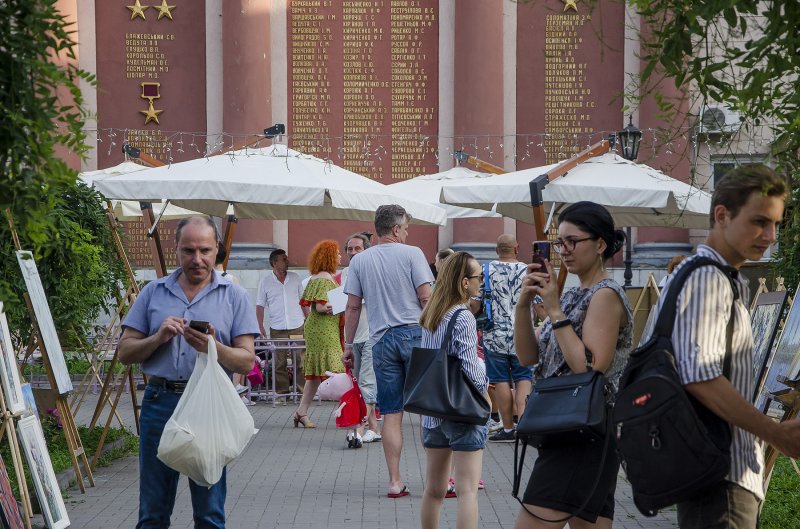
xmin=750 ymin=277 xmax=769 ymax=311
xmin=82 ymin=206 xmax=143 ymax=469
xmin=628 ymin=272 xmax=661 ymax=346
xmin=763 ymin=386 xmax=800 ymax=480
xmin=6 ymin=212 xmax=94 ymax=492
xmin=0 ymin=385 xmax=33 ymax=529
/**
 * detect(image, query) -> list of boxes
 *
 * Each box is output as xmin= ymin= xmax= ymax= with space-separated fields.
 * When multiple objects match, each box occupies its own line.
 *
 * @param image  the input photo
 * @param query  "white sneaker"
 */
xmin=241 ymin=395 xmax=255 ymax=406
xmin=487 ymin=418 xmax=503 ymax=433
xmin=234 ymin=384 xmax=248 ymax=395
xmin=362 ymin=430 xmax=382 ymax=443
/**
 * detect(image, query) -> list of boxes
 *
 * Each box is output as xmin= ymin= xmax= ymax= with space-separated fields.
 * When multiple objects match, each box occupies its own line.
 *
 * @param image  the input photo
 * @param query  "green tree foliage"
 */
xmin=630 ymin=0 xmax=800 ymax=288
xmin=0 ymin=1 xmax=129 ymax=348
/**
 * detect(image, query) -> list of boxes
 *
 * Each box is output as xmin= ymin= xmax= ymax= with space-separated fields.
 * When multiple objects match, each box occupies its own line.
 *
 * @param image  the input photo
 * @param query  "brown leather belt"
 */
xmin=148 ymin=375 xmax=188 ymax=393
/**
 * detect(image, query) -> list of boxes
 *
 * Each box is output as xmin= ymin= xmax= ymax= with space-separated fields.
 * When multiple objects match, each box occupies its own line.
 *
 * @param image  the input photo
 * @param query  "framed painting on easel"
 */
xmin=14 ymin=252 xmax=72 ymax=395
xmin=0 ymin=304 xmax=25 ymax=415
xmin=754 ymin=295 xmax=800 ymax=413
xmin=17 ymin=416 xmax=69 ymax=529
xmin=750 ymin=291 xmax=789 ymax=401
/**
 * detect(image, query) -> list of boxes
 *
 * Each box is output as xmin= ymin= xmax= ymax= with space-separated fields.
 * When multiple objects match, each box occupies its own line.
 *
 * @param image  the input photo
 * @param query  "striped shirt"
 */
xmin=420 ymin=305 xmax=488 ymax=429
xmin=646 ymin=244 xmax=764 ymax=499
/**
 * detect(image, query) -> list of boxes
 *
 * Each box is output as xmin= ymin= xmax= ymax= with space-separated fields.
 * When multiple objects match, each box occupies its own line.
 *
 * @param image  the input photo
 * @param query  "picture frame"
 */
xmin=15 ymin=251 xmax=73 ymax=395
xmin=16 ymin=415 xmax=69 ymax=529
xmin=755 ymin=295 xmax=800 ymax=413
xmin=0 ymin=456 xmax=24 ymax=529
xmin=750 ymin=291 xmax=789 ymax=401
xmin=0 ymin=304 xmax=25 ymax=415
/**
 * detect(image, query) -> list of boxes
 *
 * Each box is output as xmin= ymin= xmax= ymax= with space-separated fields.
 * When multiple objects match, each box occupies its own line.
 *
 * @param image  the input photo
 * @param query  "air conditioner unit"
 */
xmin=698 ymin=105 xmax=742 ymax=135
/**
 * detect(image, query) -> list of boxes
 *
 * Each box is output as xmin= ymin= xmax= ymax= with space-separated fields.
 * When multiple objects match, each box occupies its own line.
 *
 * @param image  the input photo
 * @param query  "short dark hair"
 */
xmin=558 ymin=201 xmax=625 ymax=260
xmin=175 ymin=216 xmax=220 ymax=244
xmin=269 ymin=249 xmax=287 ymax=266
xmin=374 ymin=204 xmax=411 ymax=237
xmin=215 ymin=243 xmax=228 ymax=265
xmin=346 ymin=231 xmax=372 ymax=250
xmin=711 ymin=164 xmax=788 ymax=227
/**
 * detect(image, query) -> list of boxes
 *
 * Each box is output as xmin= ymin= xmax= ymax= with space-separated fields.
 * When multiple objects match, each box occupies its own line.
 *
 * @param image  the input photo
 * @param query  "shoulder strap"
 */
xmin=441 ymin=308 xmax=467 ymax=354
xmin=653 ymin=256 xmax=739 ymax=378
xmin=482 ymin=263 xmax=492 ymax=320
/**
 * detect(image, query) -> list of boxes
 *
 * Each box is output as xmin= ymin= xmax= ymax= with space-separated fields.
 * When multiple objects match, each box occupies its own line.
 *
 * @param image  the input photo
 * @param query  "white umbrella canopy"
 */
xmin=80 ymin=162 xmax=199 ymax=221
xmin=439 ymin=152 xmax=712 ymax=229
xmin=388 ymin=166 xmax=501 ymax=219
xmin=91 ymin=145 xmax=447 ymax=225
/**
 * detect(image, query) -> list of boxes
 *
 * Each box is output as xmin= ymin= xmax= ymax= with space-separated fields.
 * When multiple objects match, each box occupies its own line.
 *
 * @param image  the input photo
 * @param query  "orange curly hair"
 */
xmin=308 ymin=239 xmax=339 ymax=274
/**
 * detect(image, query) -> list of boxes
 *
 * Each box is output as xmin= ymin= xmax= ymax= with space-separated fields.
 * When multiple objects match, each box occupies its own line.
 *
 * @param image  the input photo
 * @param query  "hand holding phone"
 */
xmin=188 ymin=320 xmax=209 ymax=333
xmin=532 ymin=241 xmax=551 ymax=270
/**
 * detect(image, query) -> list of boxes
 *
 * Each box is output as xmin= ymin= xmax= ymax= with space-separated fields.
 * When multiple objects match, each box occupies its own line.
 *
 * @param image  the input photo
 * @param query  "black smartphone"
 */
xmin=188 ymin=320 xmax=209 ymax=333
xmin=532 ymin=241 xmax=551 ymax=270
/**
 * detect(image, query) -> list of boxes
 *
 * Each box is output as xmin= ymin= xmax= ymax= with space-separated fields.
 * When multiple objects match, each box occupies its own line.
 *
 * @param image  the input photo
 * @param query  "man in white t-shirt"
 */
xmin=256 ymin=249 xmax=307 ymax=393
xmin=339 ymin=232 xmax=381 ymax=444
xmin=343 ymin=205 xmax=433 ymax=498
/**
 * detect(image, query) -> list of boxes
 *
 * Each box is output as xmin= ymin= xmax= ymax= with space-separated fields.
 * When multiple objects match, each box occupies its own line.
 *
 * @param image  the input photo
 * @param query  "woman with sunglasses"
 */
xmin=419 ymin=252 xmax=490 ymax=529
xmin=513 ymin=201 xmax=633 ymax=529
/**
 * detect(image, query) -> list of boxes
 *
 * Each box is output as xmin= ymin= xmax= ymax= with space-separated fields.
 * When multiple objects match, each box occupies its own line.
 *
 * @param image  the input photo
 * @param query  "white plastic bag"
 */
xmin=157 ymin=335 xmax=255 ymax=487
xmin=317 ymin=371 xmax=351 ymax=401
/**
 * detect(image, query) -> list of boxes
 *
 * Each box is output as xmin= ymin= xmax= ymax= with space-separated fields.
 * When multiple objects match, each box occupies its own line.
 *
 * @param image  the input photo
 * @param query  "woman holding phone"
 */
xmin=418 ymin=251 xmax=489 ymax=529
xmin=513 ymin=201 xmax=633 ymax=529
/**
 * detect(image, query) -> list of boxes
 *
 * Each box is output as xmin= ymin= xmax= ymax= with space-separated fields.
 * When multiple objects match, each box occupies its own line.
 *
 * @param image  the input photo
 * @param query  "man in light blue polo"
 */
xmin=119 ymin=216 xmax=259 ymax=529
xmin=343 ymin=204 xmax=433 ymax=498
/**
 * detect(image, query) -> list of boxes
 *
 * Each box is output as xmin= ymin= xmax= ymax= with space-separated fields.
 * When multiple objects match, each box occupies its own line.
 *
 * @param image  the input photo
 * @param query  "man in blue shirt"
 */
xmin=119 ymin=216 xmax=259 ymax=529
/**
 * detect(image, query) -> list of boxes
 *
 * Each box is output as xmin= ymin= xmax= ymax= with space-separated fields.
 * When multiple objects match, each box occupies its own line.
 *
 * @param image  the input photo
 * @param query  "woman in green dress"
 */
xmin=293 ymin=239 xmax=345 ymax=428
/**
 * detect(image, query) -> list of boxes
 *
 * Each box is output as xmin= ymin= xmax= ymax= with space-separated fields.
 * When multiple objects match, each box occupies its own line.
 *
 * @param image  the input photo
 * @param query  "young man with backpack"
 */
xmin=641 ymin=165 xmax=800 ymax=528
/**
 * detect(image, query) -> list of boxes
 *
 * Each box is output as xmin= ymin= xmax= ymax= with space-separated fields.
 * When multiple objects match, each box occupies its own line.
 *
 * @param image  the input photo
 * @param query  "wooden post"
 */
xmin=221 ymin=214 xmax=238 ymax=270
xmin=0 ymin=388 xmax=34 ymax=529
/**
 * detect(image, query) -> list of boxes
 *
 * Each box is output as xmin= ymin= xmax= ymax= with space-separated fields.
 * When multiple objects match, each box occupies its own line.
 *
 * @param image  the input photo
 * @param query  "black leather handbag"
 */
xmin=403 ymin=309 xmax=490 ymax=425
xmin=516 ymin=351 xmax=608 ymax=448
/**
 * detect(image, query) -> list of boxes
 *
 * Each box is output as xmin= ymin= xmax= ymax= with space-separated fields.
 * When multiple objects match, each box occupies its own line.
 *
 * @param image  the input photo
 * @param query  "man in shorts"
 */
xmin=484 ymin=234 xmax=530 ymax=442
xmin=343 ymin=204 xmax=433 ymax=498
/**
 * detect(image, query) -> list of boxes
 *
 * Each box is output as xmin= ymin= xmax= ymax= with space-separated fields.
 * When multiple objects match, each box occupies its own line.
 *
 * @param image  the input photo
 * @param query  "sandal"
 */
xmin=293 ymin=412 xmax=315 ymax=429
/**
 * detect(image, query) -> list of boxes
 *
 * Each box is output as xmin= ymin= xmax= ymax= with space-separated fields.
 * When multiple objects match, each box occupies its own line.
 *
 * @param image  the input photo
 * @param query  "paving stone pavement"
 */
xmin=50 ymin=394 xmax=677 ymax=528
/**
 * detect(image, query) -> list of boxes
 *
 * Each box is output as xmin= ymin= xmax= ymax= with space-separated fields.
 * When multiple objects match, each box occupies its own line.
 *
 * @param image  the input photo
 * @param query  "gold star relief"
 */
xmin=156 ymin=0 xmax=176 ymax=20
xmin=127 ymin=0 xmax=150 ymax=20
xmin=140 ymin=103 xmax=164 ymax=125
xmin=563 ymin=0 xmax=579 ymax=12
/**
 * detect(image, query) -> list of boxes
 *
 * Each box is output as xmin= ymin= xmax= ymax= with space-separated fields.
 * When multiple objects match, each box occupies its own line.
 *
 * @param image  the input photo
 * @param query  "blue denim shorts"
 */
xmin=422 ymin=421 xmax=488 ymax=452
xmin=372 ymin=324 xmax=421 ymax=414
xmin=485 ymin=346 xmax=533 ymax=383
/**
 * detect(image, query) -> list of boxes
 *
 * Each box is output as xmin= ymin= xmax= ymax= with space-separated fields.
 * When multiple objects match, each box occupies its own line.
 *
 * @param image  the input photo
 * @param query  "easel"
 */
xmin=5 ymin=212 xmax=94 ymax=492
xmin=763 ymin=385 xmax=800 ymax=480
xmin=750 ymin=277 xmax=769 ymax=311
xmin=629 ymin=272 xmax=662 ymax=346
xmin=0 ymin=373 xmax=33 ymax=529
xmin=86 ymin=206 xmax=144 ymax=468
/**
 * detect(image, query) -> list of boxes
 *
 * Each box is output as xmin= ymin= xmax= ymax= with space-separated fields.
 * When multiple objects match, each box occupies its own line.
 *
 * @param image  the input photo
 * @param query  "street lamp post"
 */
xmin=618 ymin=117 xmax=642 ymax=289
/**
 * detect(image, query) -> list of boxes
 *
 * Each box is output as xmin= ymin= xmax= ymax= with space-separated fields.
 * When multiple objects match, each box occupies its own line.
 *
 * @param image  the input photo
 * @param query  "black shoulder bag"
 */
xmin=403 ymin=309 xmax=490 ymax=425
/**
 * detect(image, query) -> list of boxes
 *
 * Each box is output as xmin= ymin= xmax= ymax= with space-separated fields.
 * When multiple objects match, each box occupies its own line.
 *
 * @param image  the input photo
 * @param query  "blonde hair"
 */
xmin=420 ymin=252 xmax=476 ymax=331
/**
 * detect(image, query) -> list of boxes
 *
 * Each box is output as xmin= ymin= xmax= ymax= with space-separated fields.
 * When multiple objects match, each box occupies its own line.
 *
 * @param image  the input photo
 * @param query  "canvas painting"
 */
xmin=0 ymin=304 xmax=25 ymax=415
xmin=755 ymin=295 xmax=800 ymax=413
xmin=0 ymin=456 xmax=24 ymax=529
xmin=15 ymin=252 xmax=73 ymax=395
xmin=750 ymin=291 xmax=789 ymax=401
xmin=20 ymin=384 xmax=37 ymax=419
xmin=17 ymin=415 xmax=69 ymax=529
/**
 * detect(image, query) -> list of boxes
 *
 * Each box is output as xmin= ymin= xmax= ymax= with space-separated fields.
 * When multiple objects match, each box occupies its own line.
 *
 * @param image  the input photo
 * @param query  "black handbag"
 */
xmin=516 ymin=350 xmax=608 ymax=448
xmin=403 ymin=309 xmax=490 ymax=425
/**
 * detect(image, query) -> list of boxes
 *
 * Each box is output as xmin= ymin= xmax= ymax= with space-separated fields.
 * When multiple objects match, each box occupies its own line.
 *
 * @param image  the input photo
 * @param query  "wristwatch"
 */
xmin=551 ymin=317 xmax=572 ymax=330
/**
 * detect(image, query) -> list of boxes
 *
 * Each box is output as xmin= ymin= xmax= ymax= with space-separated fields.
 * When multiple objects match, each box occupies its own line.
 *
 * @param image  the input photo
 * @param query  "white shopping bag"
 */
xmin=157 ymin=334 xmax=255 ymax=487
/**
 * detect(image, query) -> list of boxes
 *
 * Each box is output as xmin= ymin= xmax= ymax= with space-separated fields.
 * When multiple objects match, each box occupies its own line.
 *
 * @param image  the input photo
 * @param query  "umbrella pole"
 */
xmin=529 ymin=139 xmax=611 ymax=293
xmin=221 ymin=213 xmax=238 ymax=270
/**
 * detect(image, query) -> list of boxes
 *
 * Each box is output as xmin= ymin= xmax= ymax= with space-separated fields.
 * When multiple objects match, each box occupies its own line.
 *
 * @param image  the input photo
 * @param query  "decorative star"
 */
xmin=156 ymin=0 xmax=176 ymax=20
xmin=127 ymin=0 xmax=150 ymax=20
xmin=140 ymin=104 xmax=164 ymax=125
xmin=563 ymin=0 xmax=579 ymax=12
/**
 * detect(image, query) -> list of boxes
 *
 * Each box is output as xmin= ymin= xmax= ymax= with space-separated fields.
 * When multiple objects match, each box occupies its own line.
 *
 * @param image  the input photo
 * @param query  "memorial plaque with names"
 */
xmin=516 ymin=0 xmax=625 ymax=168
xmin=287 ymin=0 xmax=439 ymax=183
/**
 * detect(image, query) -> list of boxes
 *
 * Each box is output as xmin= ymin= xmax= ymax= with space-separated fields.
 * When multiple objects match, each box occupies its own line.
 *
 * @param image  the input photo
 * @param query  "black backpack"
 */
xmin=613 ymin=257 xmax=738 ymax=517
